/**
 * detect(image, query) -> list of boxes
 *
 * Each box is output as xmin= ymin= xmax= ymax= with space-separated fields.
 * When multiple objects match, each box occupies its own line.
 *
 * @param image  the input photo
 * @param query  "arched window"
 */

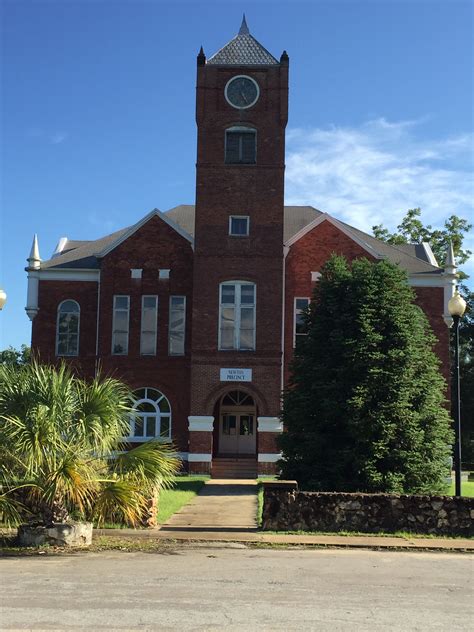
xmin=219 ymin=281 xmax=256 ymax=351
xmin=56 ymin=300 xmax=80 ymax=356
xmin=225 ymin=126 xmax=256 ymax=164
xmin=129 ymin=388 xmax=172 ymax=441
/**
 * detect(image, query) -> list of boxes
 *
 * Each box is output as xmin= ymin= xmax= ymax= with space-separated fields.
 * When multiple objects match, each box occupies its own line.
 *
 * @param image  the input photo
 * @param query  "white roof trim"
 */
xmin=285 ymin=213 xmax=383 ymax=259
xmin=97 ymin=208 xmax=194 ymax=258
xmin=38 ymin=269 xmax=99 ymax=282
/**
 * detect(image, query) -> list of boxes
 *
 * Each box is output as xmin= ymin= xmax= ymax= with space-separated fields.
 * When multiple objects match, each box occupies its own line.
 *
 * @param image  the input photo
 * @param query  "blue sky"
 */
xmin=1 ymin=0 xmax=473 ymax=349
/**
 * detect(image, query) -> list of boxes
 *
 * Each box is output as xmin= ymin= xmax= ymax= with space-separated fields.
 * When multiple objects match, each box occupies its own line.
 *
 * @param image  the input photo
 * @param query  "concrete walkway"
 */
xmin=160 ymin=479 xmax=258 ymax=532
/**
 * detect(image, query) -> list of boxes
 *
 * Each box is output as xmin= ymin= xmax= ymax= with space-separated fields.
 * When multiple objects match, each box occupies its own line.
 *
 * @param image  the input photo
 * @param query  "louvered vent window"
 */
xmin=225 ymin=127 xmax=256 ymax=164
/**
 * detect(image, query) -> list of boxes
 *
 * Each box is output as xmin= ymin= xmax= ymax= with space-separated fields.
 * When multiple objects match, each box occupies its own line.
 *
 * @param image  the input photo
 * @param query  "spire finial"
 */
xmin=239 ymin=13 xmax=249 ymax=35
xmin=28 ymin=234 xmax=41 ymax=270
xmin=197 ymin=45 xmax=206 ymax=66
xmin=445 ymin=240 xmax=456 ymax=270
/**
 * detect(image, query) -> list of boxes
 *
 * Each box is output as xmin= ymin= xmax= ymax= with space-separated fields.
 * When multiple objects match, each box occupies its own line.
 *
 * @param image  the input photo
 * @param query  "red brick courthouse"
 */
xmin=26 ymin=20 xmax=457 ymax=477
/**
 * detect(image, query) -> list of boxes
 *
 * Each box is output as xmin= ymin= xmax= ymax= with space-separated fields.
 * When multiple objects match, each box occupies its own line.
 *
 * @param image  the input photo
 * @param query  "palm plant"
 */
xmin=0 ymin=361 xmax=180 ymax=527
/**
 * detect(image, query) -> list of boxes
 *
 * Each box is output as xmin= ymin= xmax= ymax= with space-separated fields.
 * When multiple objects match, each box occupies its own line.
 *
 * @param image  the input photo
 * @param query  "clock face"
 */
xmin=225 ymin=75 xmax=259 ymax=109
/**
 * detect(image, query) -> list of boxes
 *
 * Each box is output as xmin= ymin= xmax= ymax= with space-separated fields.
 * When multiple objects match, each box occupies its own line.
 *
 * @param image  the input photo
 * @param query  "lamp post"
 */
xmin=448 ymin=290 xmax=467 ymax=497
xmin=0 ymin=288 xmax=6 ymax=310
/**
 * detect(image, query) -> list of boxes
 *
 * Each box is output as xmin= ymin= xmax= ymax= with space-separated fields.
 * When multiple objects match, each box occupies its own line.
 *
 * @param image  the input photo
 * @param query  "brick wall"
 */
xmin=32 ymin=280 xmax=98 ymax=377
xmin=414 ymin=286 xmax=450 ymax=385
xmin=32 ymin=214 xmax=194 ymax=452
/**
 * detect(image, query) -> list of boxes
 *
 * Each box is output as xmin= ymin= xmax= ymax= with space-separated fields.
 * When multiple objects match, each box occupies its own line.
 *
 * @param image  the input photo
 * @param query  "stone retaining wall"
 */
xmin=262 ymin=485 xmax=474 ymax=536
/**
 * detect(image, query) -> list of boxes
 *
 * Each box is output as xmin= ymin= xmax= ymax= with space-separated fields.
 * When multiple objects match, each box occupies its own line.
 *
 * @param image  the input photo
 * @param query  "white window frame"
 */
xmin=229 ymin=215 xmax=250 ymax=237
xmin=56 ymin=299 xmax=80 ymax=357
xmin=294 ymin=297 xmax=310 ymax=347
xmin=140 ymin=295 xmax=158 ymax=356
xmin=218 ymin=281 xmax=256 ymax=351
xmin=112 ymin=295 xmax=130 ymax=355
xmin=168 ymin=295 xmax=186 ymax=356
xmin=127 ymin=387 xmax=172 ymax=442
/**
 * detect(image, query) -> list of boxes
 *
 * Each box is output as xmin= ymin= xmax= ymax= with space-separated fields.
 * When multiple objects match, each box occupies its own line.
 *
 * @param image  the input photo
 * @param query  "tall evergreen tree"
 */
xmin=279 ymin=255 xmax=453 ymax=493
xmin=373 ymin=208 xmax=473 ymax=462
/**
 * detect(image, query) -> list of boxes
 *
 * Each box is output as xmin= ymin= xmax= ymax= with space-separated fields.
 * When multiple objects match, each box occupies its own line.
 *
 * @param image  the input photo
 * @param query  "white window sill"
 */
xmin=123 ymin=436 xmax=172 ymax=443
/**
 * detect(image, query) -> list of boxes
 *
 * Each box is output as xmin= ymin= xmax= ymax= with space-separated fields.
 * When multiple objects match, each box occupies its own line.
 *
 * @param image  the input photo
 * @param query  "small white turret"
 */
xmin=27 ymin=234 xmax=41 ymax=270
xmin=25 ymin=234 xmax=41 ymax=321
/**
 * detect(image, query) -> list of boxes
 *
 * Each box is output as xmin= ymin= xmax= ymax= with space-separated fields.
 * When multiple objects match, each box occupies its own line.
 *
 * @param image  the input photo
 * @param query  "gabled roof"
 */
xmin=284 ymin=211 xmax=442 ymax=275
xmin=41 ymin=209 xmax=193 ymax=270
xmin=207 ymin=17 xmax=279 ymax=66
xmin=40 ymin=204 xmax=442 ymax=277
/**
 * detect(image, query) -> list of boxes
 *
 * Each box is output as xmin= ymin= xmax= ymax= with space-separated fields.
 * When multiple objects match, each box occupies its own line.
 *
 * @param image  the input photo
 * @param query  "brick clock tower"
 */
xmin=188 ymin=18 xmax=289 ymax=474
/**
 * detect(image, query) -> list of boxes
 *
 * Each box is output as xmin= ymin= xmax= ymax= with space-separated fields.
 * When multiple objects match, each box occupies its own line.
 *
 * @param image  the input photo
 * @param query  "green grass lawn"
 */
xmin=156 ymin=476 xmax=209 ymax=524
xmin=446 ymin=480 xmax=474 ymax=497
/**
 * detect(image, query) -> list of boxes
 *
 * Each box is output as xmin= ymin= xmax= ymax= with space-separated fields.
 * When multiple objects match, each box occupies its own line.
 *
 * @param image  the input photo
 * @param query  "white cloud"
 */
xmin=25 ymin=128 xmax=68 ymax=144
xmin=50 ymin=132 xmax=68 ymax=145
xmin=285 ymin=118 xmax=474 ymax=279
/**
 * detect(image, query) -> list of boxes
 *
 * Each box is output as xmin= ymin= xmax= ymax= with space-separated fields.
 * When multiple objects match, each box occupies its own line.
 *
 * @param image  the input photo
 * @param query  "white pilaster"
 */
xmin=188 ymin=416 xmax=214 ymax=432
xmin=25 ymin=271 xmax=40 ymax=321
xmin=257 ymin=417 xmax=283 ymax=433
xmin=257 ymin=453 xmax=282 ymax=463
xmin=25 ymin=235 xmax=41 ymax=321
xmin=188 ymin=453 xmax=212 ymax=462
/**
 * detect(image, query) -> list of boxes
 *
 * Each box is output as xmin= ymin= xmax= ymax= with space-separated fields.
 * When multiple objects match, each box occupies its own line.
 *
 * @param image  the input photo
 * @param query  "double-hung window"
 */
xmin=112 ymin=295 xmax=130 ymax=355
xmin=169 ymin=296 xmax=186 ymax=355
xmin=219 ymin=282 xmax=256 ymax=351
xmin=294 ymin=297 xmax=310 ymax=347
xmin=140 ymin=296 xmax=158 ymax=355
xmin=56 ymin=300 xmax=80 ymax=356
xmin=225 ymin=127 xmax=256 ymax=164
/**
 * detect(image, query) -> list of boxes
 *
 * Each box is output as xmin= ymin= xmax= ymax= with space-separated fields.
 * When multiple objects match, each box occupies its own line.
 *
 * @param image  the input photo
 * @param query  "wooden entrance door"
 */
xmin=218 ymin=390 xmax=257 ymax=456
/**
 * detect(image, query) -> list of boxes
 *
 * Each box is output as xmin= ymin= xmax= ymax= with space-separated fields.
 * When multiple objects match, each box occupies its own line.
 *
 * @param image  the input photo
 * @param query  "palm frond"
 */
xmin=0 ymin=492 xmax=24 ymax=527
xmin=94 ymin=480 xmax=149 ymax=527
xmin=113 ymin=441 xmax=181 ymax=490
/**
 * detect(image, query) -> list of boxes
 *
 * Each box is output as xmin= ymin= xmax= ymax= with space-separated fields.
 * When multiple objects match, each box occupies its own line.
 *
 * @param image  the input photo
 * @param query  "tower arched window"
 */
xmin=128 ymin=388 xmax=172 ymax=441
xmin=219 ymin=281 xmax=256 ymax=351
xmin=56 ymin=300 xmax=80 ymax=356
xmin=225 ymin=126 xmax=256 ymax=164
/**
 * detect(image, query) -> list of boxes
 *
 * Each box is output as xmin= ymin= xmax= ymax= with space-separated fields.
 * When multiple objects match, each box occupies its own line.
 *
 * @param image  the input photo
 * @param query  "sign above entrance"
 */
xmin=220 ymin=368 xmax=252 ymax=382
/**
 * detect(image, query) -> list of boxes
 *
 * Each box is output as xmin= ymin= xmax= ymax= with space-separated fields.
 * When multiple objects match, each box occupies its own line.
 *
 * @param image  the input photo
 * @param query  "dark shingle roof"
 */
xmin=207 ymin=19 xmax=279 ymax=66
xmin=165 ymin=204 xmax=323 ymax=243
xmin=165 ymin=205 xmax=442 ymax=276
xmin=41 ymin=227 xmax=129 ymax=269
xmin=40 ymin=204 xmax=442 ymax=277
xmin=338 ymin=221 xmax=441 ymax=275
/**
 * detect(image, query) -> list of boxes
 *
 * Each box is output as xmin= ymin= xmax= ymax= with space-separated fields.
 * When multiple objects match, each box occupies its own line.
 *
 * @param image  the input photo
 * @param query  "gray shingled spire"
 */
xmin=239 ymin=14 xmax=249 ymax=35
xmin=207 ymin=17 xmax=279 ymax=65
xmin=444 ymin=241 xmax=456 ymax=271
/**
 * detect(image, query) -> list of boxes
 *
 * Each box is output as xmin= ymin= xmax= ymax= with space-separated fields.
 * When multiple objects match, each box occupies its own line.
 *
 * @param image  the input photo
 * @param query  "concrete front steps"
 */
xmin=211 ymin=457 xmax=257 ymax=479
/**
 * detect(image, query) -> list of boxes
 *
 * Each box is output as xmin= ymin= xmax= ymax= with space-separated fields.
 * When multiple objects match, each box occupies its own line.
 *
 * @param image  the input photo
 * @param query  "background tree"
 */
xmin=372 ymin=208 xmax=472 ymax=272
xmin=0 ymin=345 xmax=31 ymax=366
xmin=279 ymin=255 xmax=453 ymax=493
xmin=373 ymin=208 xmax=474 ymax=463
